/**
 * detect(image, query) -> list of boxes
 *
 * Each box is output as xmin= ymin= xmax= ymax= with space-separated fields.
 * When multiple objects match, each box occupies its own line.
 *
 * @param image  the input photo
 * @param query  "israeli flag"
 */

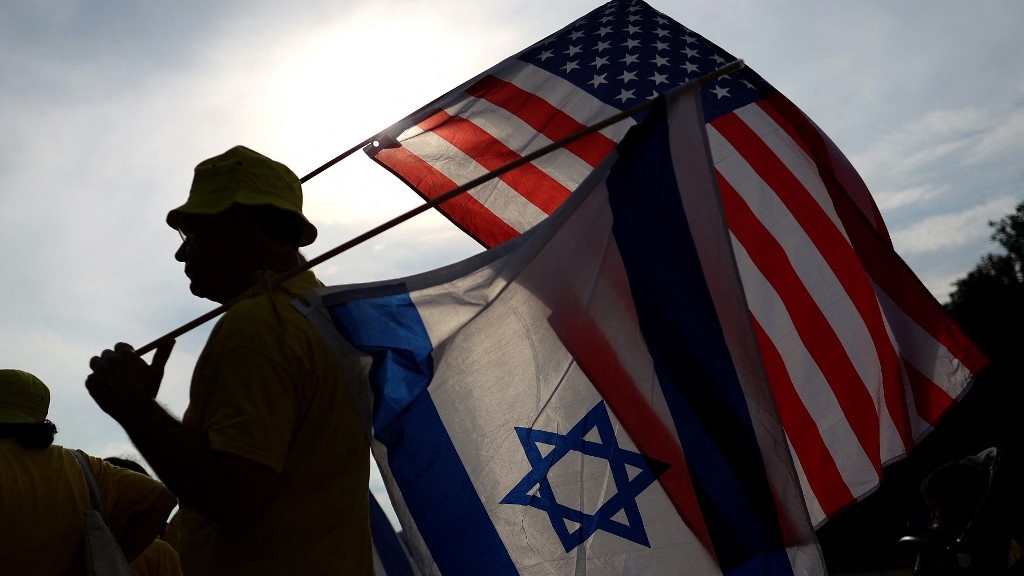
xmin=299 ymin=88 xmax=824 ymax=575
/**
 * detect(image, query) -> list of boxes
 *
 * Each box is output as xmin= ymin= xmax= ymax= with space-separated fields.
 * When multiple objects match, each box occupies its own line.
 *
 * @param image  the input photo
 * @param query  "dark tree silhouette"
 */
xmin=947 ymin=201 xmax=1024 ymax=371
xmin=939 ymin=200 xmax=1024 ymax=462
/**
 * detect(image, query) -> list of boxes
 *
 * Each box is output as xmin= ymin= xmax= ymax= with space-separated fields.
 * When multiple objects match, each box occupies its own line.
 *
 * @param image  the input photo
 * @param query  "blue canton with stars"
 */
xmin=519 ymin=0 xmax=771 ymax=123
xmin=501 ymin=401 xmax=669 ymax=552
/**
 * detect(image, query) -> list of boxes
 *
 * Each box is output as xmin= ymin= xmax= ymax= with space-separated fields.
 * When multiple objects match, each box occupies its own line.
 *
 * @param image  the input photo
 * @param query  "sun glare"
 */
xmin=257 ymin=8 xmax=494 ymax=235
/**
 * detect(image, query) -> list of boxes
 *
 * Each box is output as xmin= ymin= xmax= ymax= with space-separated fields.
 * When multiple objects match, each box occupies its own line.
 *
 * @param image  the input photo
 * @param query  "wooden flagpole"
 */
xmin=134 ymin=59 xmax=744 ymax=356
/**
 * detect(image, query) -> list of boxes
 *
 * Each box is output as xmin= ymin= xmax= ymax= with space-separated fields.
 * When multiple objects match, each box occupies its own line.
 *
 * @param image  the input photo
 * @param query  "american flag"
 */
xmin=365 ymin=0 xmax=987 ymax=527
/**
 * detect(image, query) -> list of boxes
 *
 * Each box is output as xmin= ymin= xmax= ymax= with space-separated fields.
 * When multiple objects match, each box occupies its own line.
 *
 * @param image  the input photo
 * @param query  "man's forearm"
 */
xmin=113 ymin=399 xmax=277 ymax=525
xmin=114 ymin=400 xmax=216 ymax=507
xmin=117 ymin=487 xmax=177 ymax=562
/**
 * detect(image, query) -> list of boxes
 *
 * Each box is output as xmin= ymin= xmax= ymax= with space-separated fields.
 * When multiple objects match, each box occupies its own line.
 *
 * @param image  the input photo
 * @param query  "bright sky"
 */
xmin=1 ymin=0 xmax=1022 ymax=530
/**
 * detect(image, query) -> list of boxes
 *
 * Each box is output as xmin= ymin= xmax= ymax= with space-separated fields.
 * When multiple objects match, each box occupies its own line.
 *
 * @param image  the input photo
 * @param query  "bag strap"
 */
xmin=71 ymin=449 xmax=111 ymax=526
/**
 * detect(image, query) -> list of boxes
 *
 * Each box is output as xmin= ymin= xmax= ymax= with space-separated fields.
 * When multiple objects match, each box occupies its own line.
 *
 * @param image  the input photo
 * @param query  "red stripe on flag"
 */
xmin=757 ymin=96 xmax=891 ymax=241
xmin=373 ymin=145 xmax=519 ymax=247
xmin=712 ymin=113 xmax=915 ymax=452
xmin=466 ymin=75 xmax=617 ymax=168
xmin=417 ymin=110 xmax=572 ymax=215
xmin=840 ymin=194 xmax=988 ymax=374
xmin=751 ymin=316 xmax=854 ymax=518
xmin=717 ymin=174 xmax=884 ymax=475
xmin=905 ymin=360 xmax=959 ymax=427
xmin=757 ymin=96 xmax=988 ymax=375
xmin=844 ymin=203 xmax=988 ymax=375
xmin=549 ymin=307 xmax=716 ymax=557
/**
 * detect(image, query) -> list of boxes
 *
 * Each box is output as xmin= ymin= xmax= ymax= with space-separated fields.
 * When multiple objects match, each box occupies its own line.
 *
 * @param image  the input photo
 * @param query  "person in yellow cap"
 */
xmin=85 ymin=146 xmax=373 ymax=576
xmin=0 ymin=369 xmax=178 ymax=574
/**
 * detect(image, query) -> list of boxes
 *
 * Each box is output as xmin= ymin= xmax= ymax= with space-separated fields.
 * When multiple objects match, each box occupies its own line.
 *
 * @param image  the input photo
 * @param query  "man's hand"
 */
xmin=86 ymin=339 xmax=175 ymax=421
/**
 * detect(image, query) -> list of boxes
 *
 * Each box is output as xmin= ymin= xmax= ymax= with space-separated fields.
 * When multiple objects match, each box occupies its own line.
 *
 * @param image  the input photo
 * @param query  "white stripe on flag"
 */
xmin=436 ymin=99 xmax=599 ymax=189
xmin=489 ymin=59 xmax=635 ymax=141
xmin=397 ymin=130 xmax=549 ymax=233
xmin=730 ymin=237 xmax=879 ymax=517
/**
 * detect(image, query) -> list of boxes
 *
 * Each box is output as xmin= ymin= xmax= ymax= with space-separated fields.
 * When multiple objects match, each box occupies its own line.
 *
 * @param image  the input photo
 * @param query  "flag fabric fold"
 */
xmin=302 ymin=89 xmax=823 ymax=575
xmin=364 ymin=0 xmax=987 ymax=526
xmin=370 ymin=490 xmax=419 ymax=576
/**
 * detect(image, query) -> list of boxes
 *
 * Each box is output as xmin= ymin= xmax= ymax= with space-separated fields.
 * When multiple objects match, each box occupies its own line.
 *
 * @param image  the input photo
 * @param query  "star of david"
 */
xmin=501 ymin=401 xmax=668 ymax=552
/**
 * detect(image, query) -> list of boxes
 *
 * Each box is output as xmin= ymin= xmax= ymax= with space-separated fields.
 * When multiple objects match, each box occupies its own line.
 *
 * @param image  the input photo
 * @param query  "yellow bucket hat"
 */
xmin=0 ymin=369 xmax=50 ymax=424
xmin=166 ymin=145 xmax=318 ymax=246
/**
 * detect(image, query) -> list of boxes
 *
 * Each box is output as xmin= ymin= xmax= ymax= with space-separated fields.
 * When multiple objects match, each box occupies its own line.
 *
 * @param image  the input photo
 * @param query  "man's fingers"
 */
xmin=151 ymin=338 xmax=176 ymax=372
xmin=88 ymin=340 xmax=173 ymax=403
xmin=91 ymin=348 xmax=118 ymax=371
xmin=90 ymin=342 xmax=143 ymax=374
xmin=84 ymin=373 xmax=111 ymax=398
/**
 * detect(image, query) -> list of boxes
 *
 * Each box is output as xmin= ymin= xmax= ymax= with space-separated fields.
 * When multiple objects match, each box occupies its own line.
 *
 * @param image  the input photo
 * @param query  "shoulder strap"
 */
xmin=71 ymin=449 xmax=111 ymax=526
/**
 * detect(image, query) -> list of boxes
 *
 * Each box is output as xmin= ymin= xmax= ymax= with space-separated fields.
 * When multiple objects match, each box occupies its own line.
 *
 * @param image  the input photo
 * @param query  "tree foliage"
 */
xmin=947 ymin=200 xmax=1024 ymax=366
xmin=934 ymin=199 xmax=1024 ymax=509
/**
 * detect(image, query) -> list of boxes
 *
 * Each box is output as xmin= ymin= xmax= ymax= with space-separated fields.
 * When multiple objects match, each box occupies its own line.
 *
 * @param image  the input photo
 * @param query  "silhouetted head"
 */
xmin=166 ymin=146 xmax=315 ymax=303
xmin=0 ymin=369 xmax=57 ymax=448
xmin=105 ymin=456 xmax=150 ymax=476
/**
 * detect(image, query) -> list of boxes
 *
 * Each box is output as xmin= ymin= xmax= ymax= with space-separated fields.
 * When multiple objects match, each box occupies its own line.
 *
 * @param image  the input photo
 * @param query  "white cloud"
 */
xmin=873 ymin=184 xmax=946 ymax=212
xmin=851 ymin=108 xmax=990 ymax=184
xmin=891 ymin=195 xmax=1018 ymax=255
xmin=920 ymin=270 xmax=968 ymax=304
xmin=967 ymin=105 xmax=1024 ymax=164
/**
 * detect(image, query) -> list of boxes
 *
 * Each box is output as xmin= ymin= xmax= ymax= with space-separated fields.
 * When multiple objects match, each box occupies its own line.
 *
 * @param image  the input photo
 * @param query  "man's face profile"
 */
xmin=174 ymin=208 xmax=260 ymax=303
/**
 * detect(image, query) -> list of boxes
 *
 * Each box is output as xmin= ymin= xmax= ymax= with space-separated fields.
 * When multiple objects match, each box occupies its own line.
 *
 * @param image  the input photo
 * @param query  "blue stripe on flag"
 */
xmin=606 ymin=97 xmax=794 ymax=575
xmin=369 ymin=491 xmax=415 ymax=576
xmin=324 ymin=289 xmax=433 ymax=431
xmin=327 ymin=294 xmax=519 ymax=575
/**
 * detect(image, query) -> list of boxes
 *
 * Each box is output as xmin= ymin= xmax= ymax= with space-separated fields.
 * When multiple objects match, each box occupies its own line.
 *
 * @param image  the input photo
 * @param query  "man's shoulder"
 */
xmin=223 ymin=271 xmax=320 ymax=320
xmin=221 ymin=287 xmax=304 ymax=325
xmin=213 ymin=283 xmax=326 ymax=353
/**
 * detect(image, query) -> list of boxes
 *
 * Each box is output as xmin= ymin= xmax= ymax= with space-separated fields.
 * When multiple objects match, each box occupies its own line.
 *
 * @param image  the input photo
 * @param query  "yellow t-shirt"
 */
xmin=178 ymin=271 xmax=372 ymax=576
xmin=0 ymin=441 xmax=168 ymax=575
xmin=131 ymin=537 xmax=182 ymax=576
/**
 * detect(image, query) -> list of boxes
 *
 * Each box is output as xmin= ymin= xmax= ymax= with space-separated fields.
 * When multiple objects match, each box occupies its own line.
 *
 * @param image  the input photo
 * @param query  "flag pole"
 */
xmin=134 ymin=59 xmax=744 ymax=356
xmin=299 ymin=137 xmax=374 ymax=183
